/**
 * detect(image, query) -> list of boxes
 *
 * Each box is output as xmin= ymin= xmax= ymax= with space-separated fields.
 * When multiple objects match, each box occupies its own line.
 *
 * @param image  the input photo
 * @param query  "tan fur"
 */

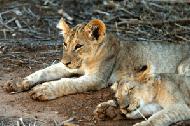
xmin=3 ymin=18 xmax=190 ymax=101
xmin=95 ymin=67 xmax=190 ymax=126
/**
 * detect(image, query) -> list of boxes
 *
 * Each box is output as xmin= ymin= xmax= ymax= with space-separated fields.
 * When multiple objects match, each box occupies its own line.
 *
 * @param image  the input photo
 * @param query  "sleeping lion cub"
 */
xmin=3 ymin=18 xmax=190 ymax=100
xmin=94 ymin=66 xmax=190 ymax=126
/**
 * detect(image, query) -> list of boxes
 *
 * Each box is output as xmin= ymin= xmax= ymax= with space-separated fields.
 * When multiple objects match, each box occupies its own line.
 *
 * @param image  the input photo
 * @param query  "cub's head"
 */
xmin=111 ymin=65 xmax=155 ymax=114
xmin=111 ymin=80 xmax=141 ymax=114
xmin=57 ymin=18 xmax=106 ymax=69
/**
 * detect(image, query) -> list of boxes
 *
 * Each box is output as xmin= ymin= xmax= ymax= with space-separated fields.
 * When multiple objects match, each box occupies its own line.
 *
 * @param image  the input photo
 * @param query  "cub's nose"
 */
xmin=120 ymin=104 xmax=129 ymax=110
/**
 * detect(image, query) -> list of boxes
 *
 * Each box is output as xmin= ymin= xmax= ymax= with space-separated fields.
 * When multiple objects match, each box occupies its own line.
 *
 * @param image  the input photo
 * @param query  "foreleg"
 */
xmin=126 ymin=103 xmax=162 ymax=119
xmin=134 ymin=104 xmax=190 ymax=126
xmin=30 ymin=74 xmax=107 ymax=100
xmin=3 ymin=62 xmax=78 ymax=92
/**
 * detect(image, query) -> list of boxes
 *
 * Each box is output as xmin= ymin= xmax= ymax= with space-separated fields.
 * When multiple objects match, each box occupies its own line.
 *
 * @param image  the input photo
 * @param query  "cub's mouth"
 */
xmin=120 ymin=104 xmax=140 ymax=115
xmin=61 ymin=59 xmax=82 ymax=69
xmin=67 ymin=64 xmax=81 ymax=69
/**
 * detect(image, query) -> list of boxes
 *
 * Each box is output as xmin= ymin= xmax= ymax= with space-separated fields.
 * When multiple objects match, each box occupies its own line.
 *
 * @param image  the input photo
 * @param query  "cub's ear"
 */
xmin=84 ymin=19 xmax=106 ymax=43
xmin=57 ymin=18 xmax=70 ymax=37
xmin=111 ymin=82 xmax=118 ymax=91
xmin=136 ymin=64 xmax=155 ymax=82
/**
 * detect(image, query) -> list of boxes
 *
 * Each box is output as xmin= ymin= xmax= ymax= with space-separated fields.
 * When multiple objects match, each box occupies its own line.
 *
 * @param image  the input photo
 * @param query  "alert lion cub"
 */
xmin=94 ymin=66 xmax=190 ymax=126
xmin=3 ymin=18 xmax=190 ymax=101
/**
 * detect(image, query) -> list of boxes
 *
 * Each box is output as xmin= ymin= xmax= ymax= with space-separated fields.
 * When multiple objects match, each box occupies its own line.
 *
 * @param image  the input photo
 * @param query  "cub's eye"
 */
xmin=74 ymin=44 xmax=83 ymax=50
xmin=130 ymin=87 xmax=134 ymax=90
xmin=64 ymin=42 xmax=67 ymax=47
xmin=128 ymin=87 xmax=134 ymax=93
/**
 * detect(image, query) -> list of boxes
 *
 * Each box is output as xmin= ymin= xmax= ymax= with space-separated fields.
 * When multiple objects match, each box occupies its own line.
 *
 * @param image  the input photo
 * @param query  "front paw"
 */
xmin=94 ymin=100 xmax=124 ymax=120
xmin=30 ymin=83 xmax=56 ymax=101
xmin=3 ymin=79 xmax=32 ymax=93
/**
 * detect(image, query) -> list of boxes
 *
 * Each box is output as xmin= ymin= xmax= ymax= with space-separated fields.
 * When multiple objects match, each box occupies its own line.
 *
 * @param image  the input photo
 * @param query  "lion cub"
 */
xmin=95 ymin=66 xmax=190 ymax=126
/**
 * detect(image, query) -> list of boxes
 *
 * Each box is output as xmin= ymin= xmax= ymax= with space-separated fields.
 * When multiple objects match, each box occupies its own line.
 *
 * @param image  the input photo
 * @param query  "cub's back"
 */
xmin=118 ymin=40 xmax=190 ymax=74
